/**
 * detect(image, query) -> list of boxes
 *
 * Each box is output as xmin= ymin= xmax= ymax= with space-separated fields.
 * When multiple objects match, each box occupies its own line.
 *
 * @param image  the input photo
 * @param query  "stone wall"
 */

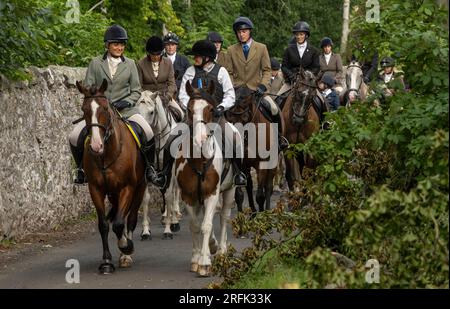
xmin=0 ymin=66 xmax=161 ymax=241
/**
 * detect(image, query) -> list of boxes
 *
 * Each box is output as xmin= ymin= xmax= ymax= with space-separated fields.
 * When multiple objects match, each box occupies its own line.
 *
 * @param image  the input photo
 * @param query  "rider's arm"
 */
xmin=178 ymin=66 xmax=196 ymax=110
xmin=166 ymin=59 xmax=177 ymax=99
xmin=217 ymin=67 xmax=236 ymax=111
xmin=124 ymin=60 xmax=142 ymax=107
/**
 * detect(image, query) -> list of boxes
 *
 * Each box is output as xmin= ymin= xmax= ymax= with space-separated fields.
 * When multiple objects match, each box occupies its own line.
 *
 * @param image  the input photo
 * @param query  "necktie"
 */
xmin=243 ymin=44 xmax=249 ymax=59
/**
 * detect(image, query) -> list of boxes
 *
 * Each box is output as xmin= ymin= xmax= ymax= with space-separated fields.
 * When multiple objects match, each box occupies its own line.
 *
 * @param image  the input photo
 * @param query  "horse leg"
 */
xmin=245 ymin=169 xmax=257 ymax=214
xmin=186 ymin=204 xmax=202 ymax=272
xmin=197 ymin=194 xmax=219 ymax=277
xmin=89 ymin=185 xmax=115 ymax=274
xmin=284 ymin=157 xmax=296 ymax=191
xmin=265 ymin=172 xmax=275 ymax=211
xmin=218 ymin=188 xmax=235 ymax=255
xmin=169 ymin=181 xmax=182 ymax=233
xmin=113 ymin=186 xmax=135 ymax=258
xmin=255 ymin=170 xmax=268 ymax=212
xmin=296 ymin=151 xmax=305 ymax=179
xmin=140 ymin=187 xmax=152 ymax=240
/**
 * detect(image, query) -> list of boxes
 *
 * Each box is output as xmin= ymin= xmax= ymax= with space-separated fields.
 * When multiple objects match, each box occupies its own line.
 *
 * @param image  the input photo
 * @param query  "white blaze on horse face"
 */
xmin=90 ymin=100 xmax=104 ymax=153
xmin=192 ymin=99 xmax=209 ymax=158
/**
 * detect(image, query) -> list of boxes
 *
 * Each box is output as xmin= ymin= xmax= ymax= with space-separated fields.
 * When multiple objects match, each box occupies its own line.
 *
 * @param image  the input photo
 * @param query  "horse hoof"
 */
xmin=197 ymin=265 xmax=212 ymax=277
xmin=190 ymin=263 xmax=199 ymax=273
xmin=170 ymin=223 xmax=180 ymax=233
xmin=99 ymin=262 xmax=115 ymax=274
xmin=141 ymin=233 xmax=152 ymax=241
xmin=119 ymin=239 xmax=134 ymax=255
xmin=162 ymin=233 xmax=173 ymax=240
xmin=119 ymin=255 xmax=133 ymax=268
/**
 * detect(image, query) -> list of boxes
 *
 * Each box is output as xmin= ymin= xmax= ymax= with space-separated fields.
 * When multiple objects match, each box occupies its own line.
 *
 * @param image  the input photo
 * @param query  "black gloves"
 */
xmin=214 ymin=105 xmax=225 ymax=118
xmin=112 ymin=100 xmax=130 ymax=111
xmin=255 ymin=84 xmax=267 ymax=97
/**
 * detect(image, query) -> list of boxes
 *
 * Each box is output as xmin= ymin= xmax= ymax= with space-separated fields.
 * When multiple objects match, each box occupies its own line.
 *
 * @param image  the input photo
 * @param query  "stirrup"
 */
xmin=278 ymin=136 xmax=289 ymax=151
xmin=233 ymin=173 xmax=247 ymax=187
xmin=146 ymin=166 xmax=167 ymax=189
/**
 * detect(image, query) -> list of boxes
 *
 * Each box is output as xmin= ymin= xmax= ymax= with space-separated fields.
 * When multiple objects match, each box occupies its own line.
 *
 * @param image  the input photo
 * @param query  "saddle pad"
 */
xmin=126 ymin=121 xmax=143 ymax=148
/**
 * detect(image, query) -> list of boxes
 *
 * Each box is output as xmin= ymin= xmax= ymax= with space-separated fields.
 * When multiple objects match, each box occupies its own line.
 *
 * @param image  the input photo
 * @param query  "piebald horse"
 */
xmin=137 ymin=91 xmax=182 ymax=240
xmin=175 ymin=81 xmax=235 ymax=277
xmin=76 ymin=79 xmax=147 ymax=274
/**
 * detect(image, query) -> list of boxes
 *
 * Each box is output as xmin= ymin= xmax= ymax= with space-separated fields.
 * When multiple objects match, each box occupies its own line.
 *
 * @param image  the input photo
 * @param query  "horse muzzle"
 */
xmin=89 ymin=142 xmax=104 ymax=156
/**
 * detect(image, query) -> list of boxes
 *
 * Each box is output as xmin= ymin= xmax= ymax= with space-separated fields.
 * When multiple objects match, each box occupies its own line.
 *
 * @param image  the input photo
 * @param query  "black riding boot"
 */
xmin=70 ymin=144 xmax=86 ymax=184
xmin=232 ymin=158 xmax=247 ymax=187
xmin=142 ymin=138 xmax=160 ymax=185
xmin=272 ymin=112 xmax=289 ymax=151
xmin=145 ymin=144 xmax=174 ymax=189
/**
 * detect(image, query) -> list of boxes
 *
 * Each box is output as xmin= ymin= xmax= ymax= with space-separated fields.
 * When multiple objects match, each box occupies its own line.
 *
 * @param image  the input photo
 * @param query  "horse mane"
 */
xmin=190 ymin=87 xmax=217 ymax=107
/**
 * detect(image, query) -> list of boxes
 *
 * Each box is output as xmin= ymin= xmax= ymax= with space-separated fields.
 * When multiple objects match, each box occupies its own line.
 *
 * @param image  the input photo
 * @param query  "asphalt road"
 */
xmin=0 ymin=206 xmax=253 ymax=289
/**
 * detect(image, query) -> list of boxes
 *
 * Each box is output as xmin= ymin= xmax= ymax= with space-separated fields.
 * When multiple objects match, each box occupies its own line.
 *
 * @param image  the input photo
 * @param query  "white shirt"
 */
xmin=384 ymin=72 xmax=393 ymax=83
xmin=322 ymin=88 xmax=332 ymax=97
xmin=297 ymin=42 xmax=307 ymax=58
xmin=107 ymin=54 xmax=122 ymax=78
xmin=179 ymin=63 xmax=235 ymax=110
xmin=324 ymin=52 xmax=332 ymax=65
xmin=167 ymin=52 xmax=176 ymax=64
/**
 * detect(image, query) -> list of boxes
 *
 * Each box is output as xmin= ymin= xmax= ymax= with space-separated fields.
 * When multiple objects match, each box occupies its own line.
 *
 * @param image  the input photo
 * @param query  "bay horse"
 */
xmin=225 ymin=87 xmax=280 ymax=213
xmin=281 ymin=68 xmax=321 ymax=190
xmin=175 ymin=81 xmax=235 ymax=277
xmin=137 ymin=91 xmax=182 ymax=240
xmin=76 ymin=79 xmax=147 ymax=274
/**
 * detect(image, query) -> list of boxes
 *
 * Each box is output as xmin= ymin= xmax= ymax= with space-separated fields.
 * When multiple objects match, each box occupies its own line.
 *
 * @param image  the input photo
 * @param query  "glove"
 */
xmin=112 ymin=100 xmax=130 ymax=111
xmin=214 ymin=105 xmax=225 ymax=118
xmin=254 ymin=84 xmax=267 ymax=97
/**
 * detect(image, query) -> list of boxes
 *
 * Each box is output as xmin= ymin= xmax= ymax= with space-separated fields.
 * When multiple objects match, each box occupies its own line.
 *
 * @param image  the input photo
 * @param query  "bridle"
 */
xmin=292 ymin=73 xmax=317 ymax=121
xmin=346 ymin=63 xmax=363 ymax=98
xmin=84 ymin=95 xmax=115 ymax=146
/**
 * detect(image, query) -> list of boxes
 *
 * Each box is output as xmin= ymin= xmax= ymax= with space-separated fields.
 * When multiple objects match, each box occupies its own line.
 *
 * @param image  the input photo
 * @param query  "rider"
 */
xmin=318 ymin=75 xmax=339 ymax=111
xmin=377 ymin=56 xmax=408 ymax=96
xmin=267 ymin=57 xmax=284 ymax=100
xmin=226 ymin=16 xmax=288 ymax=151
xmin=317 ymin=37 xmax=344 ymax=94
xmin=206 ymin=31 xmax=227 ymax=67
xmin=162 ymin=32 xmax=190 ymax=96
xmin=152 ymin=40 xmax=247 ymax=187
xmin=68 ymin=24 xmax=154 ymax=184
xmin=137 ymin=35 xmax=184 ymax=118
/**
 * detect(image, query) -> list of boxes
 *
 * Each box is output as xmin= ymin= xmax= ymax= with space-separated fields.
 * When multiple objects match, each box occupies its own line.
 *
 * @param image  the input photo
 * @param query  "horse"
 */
xmin=281 ymin=67 xmax=321 ymax=190
xmin=342 ymin=60 xmax=371 ymax=107
xmin=225 ymin=86 xmax=281 ymax=213
xmin=75 ymin=79 xmax=147 ymax=274
xmin=137 ymin=91 xmax=182 ymax=240
xmin=175 ymin=81 xmax=235 ymax=277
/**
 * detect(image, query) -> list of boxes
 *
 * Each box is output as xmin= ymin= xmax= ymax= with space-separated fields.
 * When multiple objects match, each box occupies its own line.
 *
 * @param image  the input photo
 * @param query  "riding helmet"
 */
xmin=320 ymin=37 xmax=333 ymax=48
xmin=163 ymin=32 xmax=179 ymax=45
xmin=187 ymin=40 xmax=217 ymax=59
xmin=104 ymin=24 xmax=128 ymax=43
xmin=380 ymin=56 xmax=395 ymax=68
xmin=292 ymin=21 xmax=310 ymax=36
xmin=321 ymin=74 xmax=336 ymax=88
xmin=270 ymin=58 xmax=281 ymax=71
xmin=232 ymin=16 xmax=254 ymax=32
xmin=146 ymin=36 xmax=164 ymax=54
xmin=206 ymin=31 xmax=224 ymax=43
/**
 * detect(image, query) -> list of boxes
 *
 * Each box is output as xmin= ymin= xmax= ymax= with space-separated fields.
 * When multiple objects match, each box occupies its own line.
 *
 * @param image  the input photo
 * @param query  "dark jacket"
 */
xmin=165 ymin=52 xmax=190 ymax=93
xmin=281 ymin=41 xmax=320 ymax=83
xmin=323 ymin=89 xmax=340 ymax=111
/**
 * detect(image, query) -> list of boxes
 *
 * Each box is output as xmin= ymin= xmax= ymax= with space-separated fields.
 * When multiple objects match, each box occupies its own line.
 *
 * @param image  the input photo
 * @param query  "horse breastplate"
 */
xmin=193 ymin=64 xmax=224 ymax=106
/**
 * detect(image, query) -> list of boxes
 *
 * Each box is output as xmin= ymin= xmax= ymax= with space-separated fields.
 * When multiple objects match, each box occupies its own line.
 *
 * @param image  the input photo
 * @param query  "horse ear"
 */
xmin=207 ymin=80 xmax=215 ymax=96
xmin=76 ymin=80 xmax=84 ymax=94
xmin=186 ymin=80 xmax=194 ymax=98
xmin=99 ymin=78 xmax=108 ymax=93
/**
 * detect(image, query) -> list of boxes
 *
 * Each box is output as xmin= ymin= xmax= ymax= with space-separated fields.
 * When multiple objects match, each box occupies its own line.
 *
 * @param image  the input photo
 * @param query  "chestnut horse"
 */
xmin=175 ymin=81 xmax=235 ymax=277
xmin=76 ymin=79 xmax=147 ymax=274
xmin=226 ymin=87 xmax=280 ymax=213
xmin=281 ymin=68 xmax=321 ymax=190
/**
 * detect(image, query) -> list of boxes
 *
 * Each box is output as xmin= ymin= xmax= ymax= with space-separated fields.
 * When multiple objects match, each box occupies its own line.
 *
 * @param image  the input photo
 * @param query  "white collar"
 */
xmin=323 ymin=88 xmax=332 ymax=96
xmin=297 ymin=41 xmax=307 ymax=49
xmin=107 ymin=54 xmax=122 ymax=65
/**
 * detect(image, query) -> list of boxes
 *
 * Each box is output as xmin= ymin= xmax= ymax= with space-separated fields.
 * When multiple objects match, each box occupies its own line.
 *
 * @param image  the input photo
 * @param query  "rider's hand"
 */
xmin=214 ymin=105 xmax=225 ymax=118
xmin=254 ymin=84 xmax=267 ymax=97
xmin=112 ymin=100 xmax=130 ymax=111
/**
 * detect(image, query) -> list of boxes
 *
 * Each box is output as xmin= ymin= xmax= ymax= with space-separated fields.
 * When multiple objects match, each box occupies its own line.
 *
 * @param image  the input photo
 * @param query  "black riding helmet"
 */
xmin=206 ymin=31 xmax=223 ymax=43
xmin=146 ymin=36 xmax=164 ymax=54
xmin=104 ymin=24 xmax=128 ymax=43
xmin=292 ymin=21 xmax=310 ymax=37
xmin=163 ymin=32 xmax=179 ymax=45
xmin=270 ymin=58 xmax=281 ymax=71
xmin=232 ymin=16 xmax=254 ymax=32
xmin=320 ymin=37 xmax=333 ymax=48
xmin=380 ymin=56 xmax=395 ymax=68
xmin=321 ymin=74 xmax=336 ymax=88
xmin=187 ymin=40 xmax=217 ymax=59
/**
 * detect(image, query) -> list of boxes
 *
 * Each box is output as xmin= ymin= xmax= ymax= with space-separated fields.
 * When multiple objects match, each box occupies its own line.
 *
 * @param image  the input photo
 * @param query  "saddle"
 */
xmin=258 ymin=96 xmax=280 ymax=122
xmin=311 ymin=91 xmax=328 ymax=123
xmin=275 ymin=89 xmax=291 ymax=110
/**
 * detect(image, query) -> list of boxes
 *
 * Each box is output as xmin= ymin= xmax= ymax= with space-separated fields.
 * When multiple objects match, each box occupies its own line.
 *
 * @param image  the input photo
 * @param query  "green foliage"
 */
xmin=214 ymin=0 xmax=449 ymax=288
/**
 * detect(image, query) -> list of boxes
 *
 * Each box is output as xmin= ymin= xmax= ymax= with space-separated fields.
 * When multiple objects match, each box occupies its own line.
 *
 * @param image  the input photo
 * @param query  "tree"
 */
xmin=341 ymin=0 xmax=350 ymax=56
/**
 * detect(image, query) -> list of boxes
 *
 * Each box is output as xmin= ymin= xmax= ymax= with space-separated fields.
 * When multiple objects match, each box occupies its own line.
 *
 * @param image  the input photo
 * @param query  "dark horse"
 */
xmin=226 ymin=87 xmax=281 ymax=213
xmin=281 ymin=68 xmax=321 ymax=190
xmin=76 ymin=79 xmax=147 ymax=274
